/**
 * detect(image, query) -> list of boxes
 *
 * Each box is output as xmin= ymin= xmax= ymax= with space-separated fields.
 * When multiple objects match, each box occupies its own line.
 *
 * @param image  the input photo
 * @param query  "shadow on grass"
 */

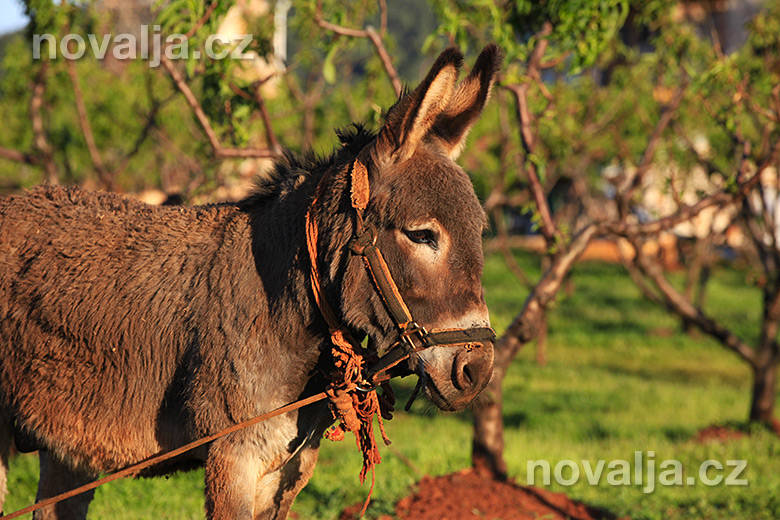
xmin=589 ymin=361 xmax=748 ymax=388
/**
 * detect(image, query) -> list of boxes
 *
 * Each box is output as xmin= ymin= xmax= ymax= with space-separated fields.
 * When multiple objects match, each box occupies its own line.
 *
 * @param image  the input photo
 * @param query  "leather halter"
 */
xmin=305 ymin=154 xmax=496 ymax=390
xmin=304 ymin=152 xmax=495 ymax=511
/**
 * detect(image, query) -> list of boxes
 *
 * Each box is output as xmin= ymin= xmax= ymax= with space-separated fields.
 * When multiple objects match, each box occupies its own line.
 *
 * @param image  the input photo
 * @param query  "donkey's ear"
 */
xmin=374 ymin=48 xmax=463 ymax=164
xmin=430 ymin=44 xmax=502 ymax=159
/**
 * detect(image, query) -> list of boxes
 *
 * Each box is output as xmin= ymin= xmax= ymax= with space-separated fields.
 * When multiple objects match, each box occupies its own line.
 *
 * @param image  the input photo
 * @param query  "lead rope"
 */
xmin=304 ymin=157 xmax=391 ymax=517
xmin=0 ymin=392 xmax=330 ymax=520
xmin=1 ymin=159 xmax=389 ymax=520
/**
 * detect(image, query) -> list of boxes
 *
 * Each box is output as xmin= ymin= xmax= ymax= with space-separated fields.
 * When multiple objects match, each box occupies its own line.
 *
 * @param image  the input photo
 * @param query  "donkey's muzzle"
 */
xmin=415 ymin=335 xmax=494 ymax=412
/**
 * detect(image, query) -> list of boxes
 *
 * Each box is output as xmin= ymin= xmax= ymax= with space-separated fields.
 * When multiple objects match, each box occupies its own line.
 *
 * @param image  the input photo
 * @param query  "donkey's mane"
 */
xmin=239 ymin=124 xmax=376 ymax=210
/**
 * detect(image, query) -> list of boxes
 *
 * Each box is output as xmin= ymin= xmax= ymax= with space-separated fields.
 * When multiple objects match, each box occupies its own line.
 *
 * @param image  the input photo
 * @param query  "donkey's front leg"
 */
xmin=34 ymin=451 xmax=96 ymax=520
xmin=205 ymin=439 xmax=263 ymax=520
xmin=0 ymin=417 xmax=11 ymax=515
xmin=253 ymin=444 xmax=320 ymax=520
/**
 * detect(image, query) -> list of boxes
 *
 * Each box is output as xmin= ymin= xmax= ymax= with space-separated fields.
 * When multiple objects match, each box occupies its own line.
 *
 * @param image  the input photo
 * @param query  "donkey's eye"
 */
xmin=403 ymin=228 xmax=438 ymax=249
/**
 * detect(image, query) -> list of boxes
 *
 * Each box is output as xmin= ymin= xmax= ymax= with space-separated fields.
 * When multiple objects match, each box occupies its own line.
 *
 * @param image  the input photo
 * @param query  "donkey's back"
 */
xmin=0 ymin=186 xmax=255 ymax=471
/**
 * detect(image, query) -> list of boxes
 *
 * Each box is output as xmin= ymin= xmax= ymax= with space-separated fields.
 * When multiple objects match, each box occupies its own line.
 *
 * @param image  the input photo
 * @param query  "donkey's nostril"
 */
xmin=462 ymin=363 xmax=474 ymax=386
xmin=453 ymin=348 xmax=490 ymax=392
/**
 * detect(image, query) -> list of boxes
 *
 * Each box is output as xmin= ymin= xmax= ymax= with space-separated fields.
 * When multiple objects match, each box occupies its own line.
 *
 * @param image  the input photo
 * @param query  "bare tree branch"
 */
xmin=486 ymin=88 xmax=534 ymax=289
xmin=619 ymin=248 xmax=664 ymax=306
xmin=474 ymin=221 xmax=599 ymax=478
xmin=365 ymin=25 xmax=402 ymax=96
xmin=378 ymin=0 xmax=388 ymax=36
xmin=759 ymin=282 xmax=780 ymax=362
xmin=606 ymin=191 xmax=734 ymax=236
xmin=313 ymin=13 xmax=367 ymax=37
xmin=184 ymin=1 xmax=220 ymax=40
xmin=506 ymin=82 xmax=557 ymax=245
xmin=227 ymin=82 xmax=282 ymax=154
xmin=157 ymin=2 xmax=280 ymax=161
xmin=253 ymin=84 xmax=282 ymax=154
xmin=0 ymin=146 xmax=39 ymax=166
xmin=607 ymin=137 xmax=780 ymax=237
xmin=741 ymin=205 xmax=774 ymax=277
xmin=31 ymin=62 xmax=58 ymax=184
xmin=66 ymin=58 xmax=114 ymax=190
xmin=612 ymin=128 xmax=780 ymax=370
xmin=160 ymin=55 xmax=222 ymax=150
xmin=632 ymin=239 xmax=758 ymax=367
xmin=526 ymin=22 xmax=553 ymax=77
xmin=314 ymin=0 xmax=402 ymax=97
xmin=160 ymin=55 xmax=278 ymax=160
xmin=500 ymin=23 xmax=560 ymax=245
xmin=493 ymin=224 xmax=599 ymax=373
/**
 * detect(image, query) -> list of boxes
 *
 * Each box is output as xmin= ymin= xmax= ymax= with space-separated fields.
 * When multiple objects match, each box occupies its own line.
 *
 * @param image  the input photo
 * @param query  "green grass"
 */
xmin=4 ymin=252 xmax=779 ymax=519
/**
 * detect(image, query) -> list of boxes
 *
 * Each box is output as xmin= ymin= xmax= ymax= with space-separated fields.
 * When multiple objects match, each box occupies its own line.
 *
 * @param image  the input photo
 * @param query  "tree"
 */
xmin=619 ymin=3 xmax=780 ymax=431
xmin=427 ymin=0 xmax=780 ymax=479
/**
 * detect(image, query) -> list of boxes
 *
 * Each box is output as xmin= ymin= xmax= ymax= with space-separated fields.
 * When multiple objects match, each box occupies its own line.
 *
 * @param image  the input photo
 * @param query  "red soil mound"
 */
xmin=341 ymin=468 xmax=619 ymax=520
xmin=694 ymin=425 xmax=746 ymax=443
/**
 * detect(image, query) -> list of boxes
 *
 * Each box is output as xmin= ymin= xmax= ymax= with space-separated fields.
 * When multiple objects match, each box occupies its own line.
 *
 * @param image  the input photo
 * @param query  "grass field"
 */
xmin=4 ymin=252 xmax=779 ymax=519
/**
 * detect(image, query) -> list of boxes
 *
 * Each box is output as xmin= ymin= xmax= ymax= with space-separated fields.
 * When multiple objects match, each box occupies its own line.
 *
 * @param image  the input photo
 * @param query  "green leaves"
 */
xmin=322 ymin=43 xmax=339 ymax=84
xmin=428 ymin=0 xmax=629 ymax=74
xmin=23 ymin=0 xmax=66 ymax=36
xmin=2 ymin=0 xmax=778 ymax=205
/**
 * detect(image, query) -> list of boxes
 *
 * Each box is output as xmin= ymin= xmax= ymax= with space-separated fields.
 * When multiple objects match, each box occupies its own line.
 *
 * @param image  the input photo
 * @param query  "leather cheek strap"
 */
xmin=349 ymin=227 xmax=496 ymax=383
xmin=350 ymin=231 xmax=414 ymax=331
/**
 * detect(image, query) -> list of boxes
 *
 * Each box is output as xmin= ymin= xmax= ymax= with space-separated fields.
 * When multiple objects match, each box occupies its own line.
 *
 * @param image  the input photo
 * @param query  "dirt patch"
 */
xmin=341 ymin=468 xmax=620 ymax=520
xmin=694 ymin=425 xmax=747 ymax=443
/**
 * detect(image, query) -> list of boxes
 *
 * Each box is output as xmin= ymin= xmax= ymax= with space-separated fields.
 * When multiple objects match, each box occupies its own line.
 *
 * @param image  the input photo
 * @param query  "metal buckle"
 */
xmin=399 ymin=321 xmax=431 ymax=351
xmin=355 ymin=381 xmax=378 ymax=392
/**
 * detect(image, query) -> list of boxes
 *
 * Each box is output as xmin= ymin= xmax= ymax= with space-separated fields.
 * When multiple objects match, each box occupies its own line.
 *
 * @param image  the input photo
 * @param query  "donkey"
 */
xmin=0 ymin=45 xmax=501 ymax=519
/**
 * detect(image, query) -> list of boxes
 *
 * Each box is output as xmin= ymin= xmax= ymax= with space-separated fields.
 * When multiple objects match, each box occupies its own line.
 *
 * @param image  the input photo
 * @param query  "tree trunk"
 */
xmin=535 ymin=314 xmax=548 ymax=366
xmin=752 ymin=281 xmax=780 ymax=431
xmin=471 ymin=225 xmax=597 ymax=479
xmin=536 ymin=256 xmax=551 ymax=366
xmin=750 ymin=360 xmax=777 ymax=425
xmin=471 ymin=375 xmax=507 ymax=480
xmin=682 ymin=241 xmax=703 ymax=333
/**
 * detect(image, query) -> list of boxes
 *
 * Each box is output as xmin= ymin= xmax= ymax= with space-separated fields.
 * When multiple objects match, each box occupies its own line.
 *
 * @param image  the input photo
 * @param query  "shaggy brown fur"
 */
xmin=0 ymin=45 xmax=501 ymax=519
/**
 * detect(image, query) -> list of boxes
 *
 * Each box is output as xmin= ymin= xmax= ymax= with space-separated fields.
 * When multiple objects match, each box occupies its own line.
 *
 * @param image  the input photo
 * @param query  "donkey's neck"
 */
xmin=241 ymin=141 xmax=370 ymax=318
xmin=241 ymin=195 xmax=311 ymax=330
xmin=239 ymin=170 xmax=343 ymax=337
